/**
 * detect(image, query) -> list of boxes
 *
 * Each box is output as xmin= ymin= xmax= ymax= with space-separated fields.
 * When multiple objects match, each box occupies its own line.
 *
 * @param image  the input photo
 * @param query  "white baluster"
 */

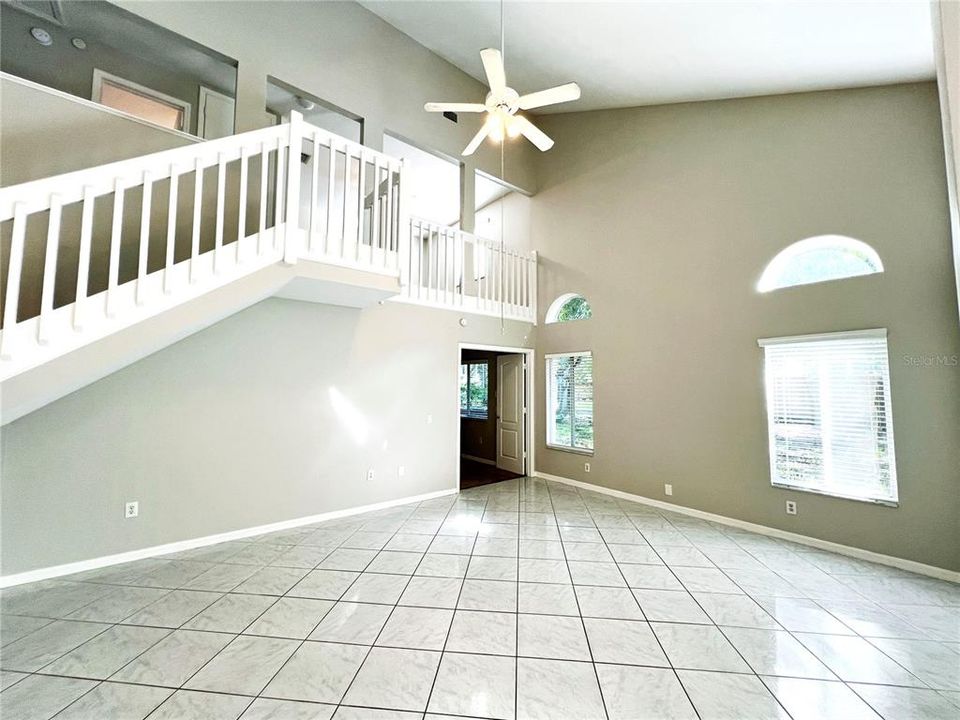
xmin=309 ymin=134 xmax=320 ymax=253
xmin=164 ymin=170 xmax=178 ymax=295
xmin=37 ymin=194 xmax=62 ymax=345
xmin=190 ymin=157 xmax=203 ymax=283
xmin=530 ymin=250 xmax=539 ymax=322
xmin=258 ymin=142 xmax=269 ymax=255
xmin=341 ymin=148 xmax=351 ymax=261
xmin=237 ymin=147 xmax=248 ymax=262
xmin=0 ymin=203 xmax=27 ymax=360
xmin=214 ymin=152 xmax=226 ymax=273
xmin=356 ymin=153 xmax=366 ymax=263
xmin=274 ymin=136 xmax=286 ymax=251
xmin=137 ymin=172 xmax=152 ymax=306
xmin=371 ymin=159 xmax=381 ymax=260
xmin=74 ymin=186 xmax=95 ymax=329
xmin=325 ymin=141 xmax=336 ymax=257
xmin=283 ymin=110 xmax=302 ymax=265
xmin=106 ymin=177 xmax=125 ymax=317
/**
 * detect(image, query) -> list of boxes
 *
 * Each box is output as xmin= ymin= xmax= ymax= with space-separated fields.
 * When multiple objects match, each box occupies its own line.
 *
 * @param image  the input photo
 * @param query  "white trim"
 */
xmin=92 ymin=68 xmax=193 ymax=135
xmin=756 ymin=235 xmax=884 ymax=293
xmin=197 ymin=86 xmax=236 ymax=140
xmin=533 ymin=471 xmax=958 ymax=583
xmin=457 ymin=343 xmax=535 ymax=491
xmin=1 ymin=72 xmax=199 ymax=143
xmin=545 ymin=351 xmax=595 ymax=453
xmin=0 ymin=488 xmax=456 ymax=589
xmin=545 ymin=292 xmax=591 ymax=324
xmin=461 ymin=454 xmax=496 ymax=466
xmin=757 ymin=328 xmax=887 ymax=347
xmin=931 ymin=0 xmax=960 ymax=324
xmin=544 ymin=350 xmax=592 ymax=359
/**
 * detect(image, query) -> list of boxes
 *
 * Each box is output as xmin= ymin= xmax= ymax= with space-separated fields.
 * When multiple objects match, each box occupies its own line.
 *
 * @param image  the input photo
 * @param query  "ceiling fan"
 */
xmin=425 ymin=48 xmax=580 ymax=156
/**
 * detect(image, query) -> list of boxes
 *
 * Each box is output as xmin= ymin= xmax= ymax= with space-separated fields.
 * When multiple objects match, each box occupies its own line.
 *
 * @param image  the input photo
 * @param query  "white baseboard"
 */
xmin=534 ymin=471 xmax=959 ymax=584
xmin=461 ymin=454 xmax=496 ymax=466
xmin=0 ymin=487 xmax=458 ymax=589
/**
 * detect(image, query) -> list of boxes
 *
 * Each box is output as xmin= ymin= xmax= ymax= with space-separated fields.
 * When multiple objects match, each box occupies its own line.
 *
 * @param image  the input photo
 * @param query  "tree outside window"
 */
xmin=460 ymin=361 xmax=489 ymax=419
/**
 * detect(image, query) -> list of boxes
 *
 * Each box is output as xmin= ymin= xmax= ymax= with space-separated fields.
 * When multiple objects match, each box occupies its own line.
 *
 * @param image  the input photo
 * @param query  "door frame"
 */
xmin=456 ymin=343 xmax=535 ymax=491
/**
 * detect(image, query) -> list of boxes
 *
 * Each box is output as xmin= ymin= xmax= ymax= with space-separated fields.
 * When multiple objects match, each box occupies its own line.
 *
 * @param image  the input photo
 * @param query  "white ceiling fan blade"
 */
xmin=480 ymin=48 xmax=506 ymax=94
xmin=424 ymin=102 xmax=487 ymax=113
xmin=462 ymin=123 xmax=489 ymax=156
xmin=517 ymin=83 xmax=581 ymax=110
xmin=513 ymin=115 xmax=554 ymax=152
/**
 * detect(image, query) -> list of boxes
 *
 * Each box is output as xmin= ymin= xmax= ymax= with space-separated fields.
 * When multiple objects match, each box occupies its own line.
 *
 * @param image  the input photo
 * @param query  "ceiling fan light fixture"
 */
xmin=505 ymin=114 xmax=523 ymax=139
xmin=486 ymin=114 xmax=505 ymax=143
xmin=424 ymin=47 xmax=579 ymax=156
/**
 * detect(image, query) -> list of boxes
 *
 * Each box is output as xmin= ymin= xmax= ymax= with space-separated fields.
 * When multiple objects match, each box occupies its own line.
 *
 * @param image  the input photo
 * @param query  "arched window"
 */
xmin=758 ymin=235 xmax=883 ymax=292
xmin=546 ymin=293 xmax=592 ymax=323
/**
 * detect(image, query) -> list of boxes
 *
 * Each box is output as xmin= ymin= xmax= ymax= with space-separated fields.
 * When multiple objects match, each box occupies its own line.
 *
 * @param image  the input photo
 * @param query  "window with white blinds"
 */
xmin=546 ymin=352 xmax=594 ymax=453
xmin=759 ymin=330 xmax=898 ymax=505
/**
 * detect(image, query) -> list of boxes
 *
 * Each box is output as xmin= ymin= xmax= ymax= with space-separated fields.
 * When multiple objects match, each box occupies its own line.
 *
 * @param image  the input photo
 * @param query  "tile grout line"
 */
xmin=567 ymin=482 xmax=702 ymax=720
xmin=329 ymin=493 xmax=472 ymax=716
xmin=421 ymin=488 xmax=491 ymax=719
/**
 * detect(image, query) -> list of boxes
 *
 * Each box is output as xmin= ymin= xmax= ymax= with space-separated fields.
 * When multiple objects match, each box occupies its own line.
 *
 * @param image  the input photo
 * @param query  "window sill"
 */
xmin=460 ymin=414 xmax=489 ymax=421
xmin=772 ymin=482 xmax=898 ymax=508
xmin=546 ymin=444 xmax=594 ymax=457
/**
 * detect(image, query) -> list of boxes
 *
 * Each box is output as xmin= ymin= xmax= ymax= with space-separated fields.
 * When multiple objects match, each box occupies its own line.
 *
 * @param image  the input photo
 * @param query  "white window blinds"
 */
xmin=759 ymin=330 xmax=898 ymax=504
xmin=546 ymin=352 xmax=594 ymax=452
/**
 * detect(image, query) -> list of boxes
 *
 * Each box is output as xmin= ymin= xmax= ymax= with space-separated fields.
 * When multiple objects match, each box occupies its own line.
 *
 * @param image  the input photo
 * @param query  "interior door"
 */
xmin=198 ymin=87 xmax=236 ymax=140
xmin=497 ymin=354 xmax=526 ymax=474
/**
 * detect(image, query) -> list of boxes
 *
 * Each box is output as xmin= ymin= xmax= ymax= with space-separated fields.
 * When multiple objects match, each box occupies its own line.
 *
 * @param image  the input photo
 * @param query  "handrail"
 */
xmin=0 ymin=112 xmax=406 ymax=378
xmin=0 ymin=110 xmax=536 ymax=382
xmin=400 ymin=216 xmax=537 ymax=323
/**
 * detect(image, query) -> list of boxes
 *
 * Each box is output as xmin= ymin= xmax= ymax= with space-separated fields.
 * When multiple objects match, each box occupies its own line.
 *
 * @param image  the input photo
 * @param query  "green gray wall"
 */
xmin=532 ymin=82 xmax=960 ymax=572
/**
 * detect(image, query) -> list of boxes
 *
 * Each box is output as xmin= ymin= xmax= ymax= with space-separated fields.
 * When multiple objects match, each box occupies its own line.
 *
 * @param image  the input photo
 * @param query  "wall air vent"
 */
xmin=7 ymin=1 xmax=65 ymax=26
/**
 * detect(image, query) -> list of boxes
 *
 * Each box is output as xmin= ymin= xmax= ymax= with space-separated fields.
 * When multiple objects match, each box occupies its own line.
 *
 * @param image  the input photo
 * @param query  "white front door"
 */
xmin=497 ymin=354 xmax=525 ymax=474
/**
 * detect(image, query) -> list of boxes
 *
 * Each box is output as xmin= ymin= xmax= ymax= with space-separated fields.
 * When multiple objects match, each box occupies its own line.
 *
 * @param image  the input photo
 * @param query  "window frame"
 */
xmin=545 ymin=350 xmax=595 ymax=455
xmin=91 ymin=68 xmax=192 ymax=133
xmin=459 ymin=360 xmax=490 ymax=420
xmin=758 ymin=328 xmax=898 ymax=506
xmin=757 ymin=235 xmax=884 ymax=293
xmin=545 ymin=293 xmax=592 ymax=324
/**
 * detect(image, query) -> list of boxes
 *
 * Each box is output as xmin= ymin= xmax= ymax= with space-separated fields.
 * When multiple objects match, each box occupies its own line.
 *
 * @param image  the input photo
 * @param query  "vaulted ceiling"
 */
xmin=360 ymin=0 xmax=936 ymax=113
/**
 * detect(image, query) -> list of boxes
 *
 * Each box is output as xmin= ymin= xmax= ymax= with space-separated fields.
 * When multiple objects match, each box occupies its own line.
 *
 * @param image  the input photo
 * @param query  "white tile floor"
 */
xmin=1 ymin=477 xmax=958 ymax=719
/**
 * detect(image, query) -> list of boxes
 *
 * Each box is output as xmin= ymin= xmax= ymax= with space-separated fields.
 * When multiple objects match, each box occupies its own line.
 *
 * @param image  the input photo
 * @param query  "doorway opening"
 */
xmin=458 ymin=344 xmax=532 ymax=490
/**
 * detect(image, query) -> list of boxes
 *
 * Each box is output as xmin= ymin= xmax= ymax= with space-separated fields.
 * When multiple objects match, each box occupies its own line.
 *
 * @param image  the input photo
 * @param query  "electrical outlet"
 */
xmin=584 ymin=462 xmax=591 ymax=473
xmin=398 ymin=465 xmax=405 ymax=477
xmin=785 ymin=500 xmax=797 ymax=515
xmin=124 ymin=501 xmax=139 ymax=519
xmin=367 ymin=469 xmax=375 ymax=482
xmin=664 ymin=484 xmax=673 ymax=496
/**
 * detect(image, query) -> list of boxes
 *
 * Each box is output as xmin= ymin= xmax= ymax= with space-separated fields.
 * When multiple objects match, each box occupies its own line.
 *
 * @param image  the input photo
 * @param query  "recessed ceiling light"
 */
xmin=295 ymin=96 xmax=315 ymax=111
xmin=71 ymin=37 xmax=87 ymax=50
xmin=30 ymin=27 xmax=53 ymax=46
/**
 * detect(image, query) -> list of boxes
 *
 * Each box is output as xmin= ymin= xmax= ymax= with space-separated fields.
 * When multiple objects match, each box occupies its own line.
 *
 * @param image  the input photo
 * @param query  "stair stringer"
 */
xmin=1 ymin=254 xmax=401 ymax=425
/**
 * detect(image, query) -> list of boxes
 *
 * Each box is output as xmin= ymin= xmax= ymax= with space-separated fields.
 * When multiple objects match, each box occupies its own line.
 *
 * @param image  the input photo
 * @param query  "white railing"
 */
xmin=399 ymin=217 xmax=537 ymax=323
xmin=0 ymin=111 xmax=403 ymax=380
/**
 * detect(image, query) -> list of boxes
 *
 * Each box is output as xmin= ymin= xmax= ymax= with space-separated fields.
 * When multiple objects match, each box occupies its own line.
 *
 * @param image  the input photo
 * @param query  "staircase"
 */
xmin=0 ymin=111 xmax=537 ymax=419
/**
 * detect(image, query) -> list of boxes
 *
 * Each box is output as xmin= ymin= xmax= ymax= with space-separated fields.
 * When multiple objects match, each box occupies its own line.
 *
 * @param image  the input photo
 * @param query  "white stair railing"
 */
xmin=399 ymin=217 xmax=537 ymax=323
xmin=0 ymin=112 xmax=404 ymax=381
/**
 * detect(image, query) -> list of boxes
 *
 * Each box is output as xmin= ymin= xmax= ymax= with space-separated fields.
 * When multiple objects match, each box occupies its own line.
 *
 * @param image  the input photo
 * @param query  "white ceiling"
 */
xmin=360 ymin=0 xmax=936 ymax=113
